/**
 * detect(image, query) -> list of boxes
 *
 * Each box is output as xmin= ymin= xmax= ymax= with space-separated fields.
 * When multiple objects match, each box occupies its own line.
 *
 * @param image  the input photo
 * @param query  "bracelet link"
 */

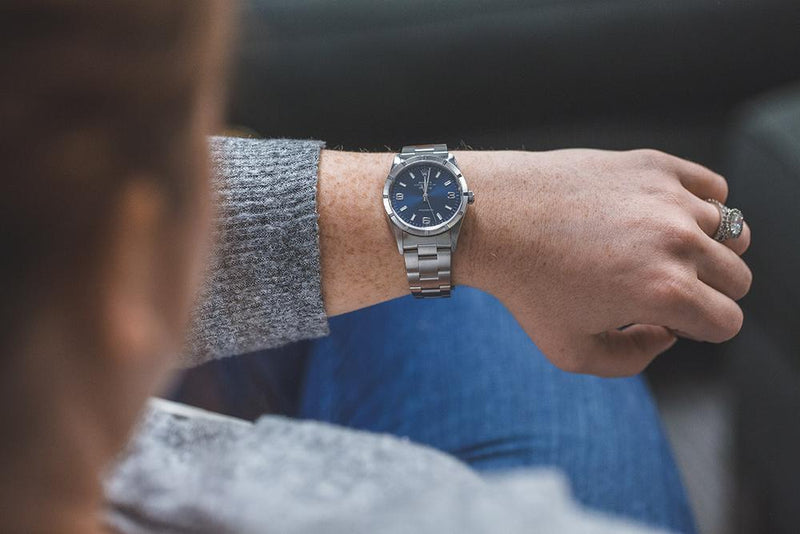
xmin=403 ymin=233 xmax=452 ymax=298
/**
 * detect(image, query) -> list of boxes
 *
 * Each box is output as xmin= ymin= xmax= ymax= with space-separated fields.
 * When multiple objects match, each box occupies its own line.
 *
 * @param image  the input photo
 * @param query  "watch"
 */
xmin=382 ymin=144 xmax=475 ymax=298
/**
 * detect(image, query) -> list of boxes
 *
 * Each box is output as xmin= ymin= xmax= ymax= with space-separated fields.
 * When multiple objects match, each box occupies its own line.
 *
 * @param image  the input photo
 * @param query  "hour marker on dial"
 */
xmin=398 ymin=181 xmax=407 ymax=187
xmin=399 ymin=205 xmax=407 ymax=212
xmin=409 ymin=172 xmax=416 ymax=179
xmin=436 ymin=213 xmax=443 ymax=221
xmin=445 ymin=205 xmax=453 ymax=211
xmin=436 ymin=171 xmax=441 ymax=178
xmin=410 ymin=214 xmax=416 ymax=222
xmin=443 ymin=180 xmax=451 ymax=186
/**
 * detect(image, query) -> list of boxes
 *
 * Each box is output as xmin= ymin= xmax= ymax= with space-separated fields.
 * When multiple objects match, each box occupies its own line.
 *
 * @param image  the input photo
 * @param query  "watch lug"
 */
xmin=449 ymin=221 xmax=462 ymax=252
xmin=392 ymin=224 xmax=405 ymax=254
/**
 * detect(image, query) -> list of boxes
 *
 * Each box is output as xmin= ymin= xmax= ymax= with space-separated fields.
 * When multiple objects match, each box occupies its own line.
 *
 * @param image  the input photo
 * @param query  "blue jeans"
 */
xmin=173 ymin=287 xmax=695 ymax=533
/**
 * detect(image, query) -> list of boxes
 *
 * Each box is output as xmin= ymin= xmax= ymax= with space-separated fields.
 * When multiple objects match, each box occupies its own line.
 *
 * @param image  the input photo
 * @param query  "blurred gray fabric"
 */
xmin=105 ymin=400 xmax=668 ymax=534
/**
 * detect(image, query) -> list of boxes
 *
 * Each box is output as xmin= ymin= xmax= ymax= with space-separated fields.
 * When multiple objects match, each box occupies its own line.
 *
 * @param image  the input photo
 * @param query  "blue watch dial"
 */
xmin=389 ymin=163 xmax=462 ymax=228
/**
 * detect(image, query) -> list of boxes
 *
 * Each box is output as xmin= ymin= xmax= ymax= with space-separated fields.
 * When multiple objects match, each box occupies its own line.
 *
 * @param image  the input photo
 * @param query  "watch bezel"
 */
xmin=383 ymin=155 xmax=469 ymax=237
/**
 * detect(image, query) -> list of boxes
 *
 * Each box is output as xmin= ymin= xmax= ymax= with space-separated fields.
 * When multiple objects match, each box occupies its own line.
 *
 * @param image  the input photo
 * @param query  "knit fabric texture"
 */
xmin=184 ymin=137 xmax=329 ymax=366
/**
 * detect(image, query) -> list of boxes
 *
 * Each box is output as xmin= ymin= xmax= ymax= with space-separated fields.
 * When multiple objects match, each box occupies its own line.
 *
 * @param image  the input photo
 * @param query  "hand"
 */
xmin=455 ymin=149 xmax=752 ymax=377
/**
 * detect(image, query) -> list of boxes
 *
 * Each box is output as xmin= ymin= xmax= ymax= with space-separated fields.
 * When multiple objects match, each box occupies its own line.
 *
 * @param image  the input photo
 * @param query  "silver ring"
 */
xmin=706 ymin=199 xmax=744 ymax=242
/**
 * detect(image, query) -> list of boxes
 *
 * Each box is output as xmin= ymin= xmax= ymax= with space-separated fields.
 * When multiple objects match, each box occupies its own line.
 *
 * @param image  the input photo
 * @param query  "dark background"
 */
xmin=229 ymin=0 xmax=800 ymax=168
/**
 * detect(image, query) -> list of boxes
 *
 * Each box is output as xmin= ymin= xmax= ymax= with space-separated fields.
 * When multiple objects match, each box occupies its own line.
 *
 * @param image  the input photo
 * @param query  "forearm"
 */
xmin=316 ymin=149 xmax=408 ymax=316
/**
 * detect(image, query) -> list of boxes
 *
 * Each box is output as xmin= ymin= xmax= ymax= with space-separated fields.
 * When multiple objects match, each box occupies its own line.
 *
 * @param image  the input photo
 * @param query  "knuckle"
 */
xmin=741 ymin=236 xmax=752 ymax=255
xmin=739 ymin=225 xmax=752 ymax=254
xmin=659 ymin=220 xmax=701 ymax=255
xmin=655 ymin=187 xmax=688 ymax=209
xmin=735 ymin=265 xmax=753 ymax=300
xmin=715 ymin=175 xmax=730 ymax=202
xmin=710 ymin=304 xmax=744 ymax=342
xmin=729 ymin=306 xmax=745 ymax=338
xmin=631 ymin=148 xmax=670 ymax=169
xmin=650 ymin=269 xmax=692 ymax=309
xmin=723 ymin=256 xmax=753 ymax=301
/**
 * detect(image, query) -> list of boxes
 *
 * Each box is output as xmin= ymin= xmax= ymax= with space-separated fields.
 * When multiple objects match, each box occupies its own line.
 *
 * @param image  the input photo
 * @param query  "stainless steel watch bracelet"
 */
xmin=400 ymin=144 xmax=452 ymax=298
xmin=403 ymin=231 xmax=452 ymax=298
xmin=399 ymin=144 xmax=449 ymax=159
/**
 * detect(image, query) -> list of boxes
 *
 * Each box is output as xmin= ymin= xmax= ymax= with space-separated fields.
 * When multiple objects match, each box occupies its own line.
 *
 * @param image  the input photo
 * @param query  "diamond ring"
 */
xmin=706 ymin=199 xmax=744 ymax=242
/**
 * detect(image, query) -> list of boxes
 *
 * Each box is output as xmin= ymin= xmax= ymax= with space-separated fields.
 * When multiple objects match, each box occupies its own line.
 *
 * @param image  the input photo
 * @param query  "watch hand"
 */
xmin=425 ymin=196 xmax=435 ymax=222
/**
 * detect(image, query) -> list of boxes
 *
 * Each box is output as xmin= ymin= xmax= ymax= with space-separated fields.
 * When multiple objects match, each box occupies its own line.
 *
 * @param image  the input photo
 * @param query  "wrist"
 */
xmin=316 ymin=147 xmax=528 ymax=313
xmin=450 ymin=150 xmax=545 ymax=297
xmin=317 ymin=149 xmax=408 ymax=315
xmin=449 ymin=150 xmax=502 ymax=293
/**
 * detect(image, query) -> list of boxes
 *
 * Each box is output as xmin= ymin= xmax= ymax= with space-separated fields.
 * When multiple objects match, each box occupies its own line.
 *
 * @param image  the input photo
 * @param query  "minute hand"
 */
xmin=424 ymin=174 xmax=435 ymax=218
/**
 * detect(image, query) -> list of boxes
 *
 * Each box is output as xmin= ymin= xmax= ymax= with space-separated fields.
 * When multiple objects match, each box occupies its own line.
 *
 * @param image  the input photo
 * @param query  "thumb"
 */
xmin=585 ymin=324 xmax=677 ymax=377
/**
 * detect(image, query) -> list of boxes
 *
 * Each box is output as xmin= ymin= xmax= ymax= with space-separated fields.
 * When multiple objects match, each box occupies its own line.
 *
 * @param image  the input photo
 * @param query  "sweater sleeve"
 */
xmin=182 ymin=137 xmax=329 ymax=367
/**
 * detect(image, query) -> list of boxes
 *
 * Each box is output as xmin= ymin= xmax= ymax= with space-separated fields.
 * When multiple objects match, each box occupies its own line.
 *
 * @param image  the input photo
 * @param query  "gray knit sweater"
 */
xmin=104 ymin=137 xmax=667 ymax=534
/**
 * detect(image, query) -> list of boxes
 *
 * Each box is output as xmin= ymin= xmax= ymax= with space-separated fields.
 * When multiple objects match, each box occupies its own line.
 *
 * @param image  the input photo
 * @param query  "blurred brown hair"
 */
xmin=0 ymin=1 xmax=228 ymax=355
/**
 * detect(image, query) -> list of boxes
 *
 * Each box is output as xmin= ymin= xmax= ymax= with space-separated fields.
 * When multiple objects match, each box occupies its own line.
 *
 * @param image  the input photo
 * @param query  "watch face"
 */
xmin=389 ymin=162 xmax=463 ymax=230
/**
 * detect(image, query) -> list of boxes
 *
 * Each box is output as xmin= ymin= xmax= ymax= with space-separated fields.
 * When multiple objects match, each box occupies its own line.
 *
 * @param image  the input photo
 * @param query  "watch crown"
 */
xmin=466 ymin=190 xmax=475 ymax=204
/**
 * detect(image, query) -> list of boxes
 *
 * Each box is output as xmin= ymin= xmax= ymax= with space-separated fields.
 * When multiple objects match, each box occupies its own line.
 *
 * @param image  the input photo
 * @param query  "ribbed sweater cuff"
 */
xmin=183 ymin=137 xmax=329 ymax=366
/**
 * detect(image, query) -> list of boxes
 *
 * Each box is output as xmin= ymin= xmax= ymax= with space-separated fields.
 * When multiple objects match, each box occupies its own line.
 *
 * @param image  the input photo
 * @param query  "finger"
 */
xmin=695 ymin=238 xmax=753 ymax=301
xmin=671 ymin=158 xmax=729 ymax=203
xmin=633 ymin=150 xmax=728 ymax=202
xmin=650 ymin=151 xmax=728 ymax=202
xmin=663 ymin=281 xmax=744 ymax=343
xmin=731 ymin=221 xmax=752 ymax=256
xmin=690 ymin=195 xmax=724 ymax=236
xmin=580 ymin=325 xmax=678 ymax=377
xmin=667 ymin=327 xmax=702 ymax=342
xmin=686 ymin=195 xmax=752 ymax=256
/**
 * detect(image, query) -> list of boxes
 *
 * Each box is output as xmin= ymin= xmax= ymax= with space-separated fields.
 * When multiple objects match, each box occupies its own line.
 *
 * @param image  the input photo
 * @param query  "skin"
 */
xmin=4 ymin=5 xmax=753 ymax=532
xmin=318 ymin=148 xmax=752 ymax=377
